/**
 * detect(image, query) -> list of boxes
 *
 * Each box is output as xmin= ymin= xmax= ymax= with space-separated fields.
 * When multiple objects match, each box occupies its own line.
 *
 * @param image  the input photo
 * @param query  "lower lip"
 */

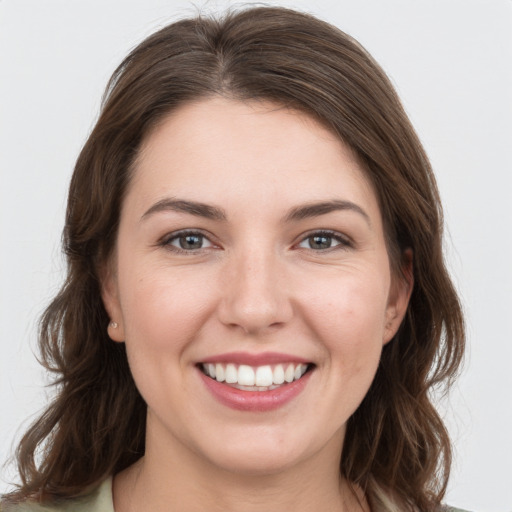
xmin=199 ymin=369 xmax=312 ymax=412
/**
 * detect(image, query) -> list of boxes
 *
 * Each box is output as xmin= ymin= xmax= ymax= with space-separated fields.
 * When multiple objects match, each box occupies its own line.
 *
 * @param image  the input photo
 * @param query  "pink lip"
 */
xmin=198 ymin=368 xmax=312 ymax=412
xmin=200 ymin=351 xmax=310 ymax=366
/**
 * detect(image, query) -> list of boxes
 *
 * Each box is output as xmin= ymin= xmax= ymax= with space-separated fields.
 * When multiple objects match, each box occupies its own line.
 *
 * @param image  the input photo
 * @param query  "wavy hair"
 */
xmin=4 ymin=7 xmax=464 ymax=511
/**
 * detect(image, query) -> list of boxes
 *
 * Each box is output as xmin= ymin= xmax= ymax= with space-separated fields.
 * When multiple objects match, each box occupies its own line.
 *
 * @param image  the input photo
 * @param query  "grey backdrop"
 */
xmin=1 ymin=1 xmax=511 ymax=511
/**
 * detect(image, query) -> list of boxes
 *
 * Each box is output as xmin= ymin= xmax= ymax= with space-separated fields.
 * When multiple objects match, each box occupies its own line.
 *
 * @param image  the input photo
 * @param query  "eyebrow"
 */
xmin=141 ymin=198 xmax=370 ymax=226
xmin=141 ymin=198 xmax=227 ymax=222
xmin=284 ymin=200 xmax=371 ymax=227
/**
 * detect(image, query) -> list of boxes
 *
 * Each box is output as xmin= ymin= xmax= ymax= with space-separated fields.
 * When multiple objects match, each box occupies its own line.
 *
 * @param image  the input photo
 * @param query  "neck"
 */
xmin=113 ymin=419 xmax=368 ymax=512
xmin=114 ymin=463 xmax=364 ymax=512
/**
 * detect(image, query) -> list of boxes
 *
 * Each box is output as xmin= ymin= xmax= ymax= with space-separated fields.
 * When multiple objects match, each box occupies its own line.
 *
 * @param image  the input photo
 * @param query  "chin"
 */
xmin=208 ymin=446 xmax=305 ymax=476
xmin=195 ymin=425 xmax=337 ymax=477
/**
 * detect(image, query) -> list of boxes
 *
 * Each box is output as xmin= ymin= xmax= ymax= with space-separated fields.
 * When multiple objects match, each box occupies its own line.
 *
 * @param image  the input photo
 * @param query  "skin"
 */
xmin=102 ymin=97 xmax=412 ymax=512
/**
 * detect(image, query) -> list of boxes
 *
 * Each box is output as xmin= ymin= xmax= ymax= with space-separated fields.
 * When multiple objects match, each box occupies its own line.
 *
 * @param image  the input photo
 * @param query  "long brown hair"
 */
xmin=4 ymin=7 xmax=464 ymax=510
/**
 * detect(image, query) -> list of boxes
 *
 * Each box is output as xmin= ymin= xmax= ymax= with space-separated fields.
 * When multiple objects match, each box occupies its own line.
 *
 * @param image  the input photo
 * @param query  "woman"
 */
xmin=2 ymin=6 xmax=467 ymax=512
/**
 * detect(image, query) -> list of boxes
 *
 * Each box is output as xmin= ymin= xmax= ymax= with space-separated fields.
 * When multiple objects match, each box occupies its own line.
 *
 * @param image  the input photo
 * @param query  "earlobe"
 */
xmin=107 ymin=318 xmax=125 ymax=342
xmin=99 ymin=264 xmax=125 ymax=343
xmin=383 ymin=249 xmax=414 ymax=345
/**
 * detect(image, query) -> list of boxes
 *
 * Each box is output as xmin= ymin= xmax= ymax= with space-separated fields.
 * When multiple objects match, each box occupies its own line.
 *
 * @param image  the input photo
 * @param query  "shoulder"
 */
xmin=1 ymin=478 xmax=113 ymax=512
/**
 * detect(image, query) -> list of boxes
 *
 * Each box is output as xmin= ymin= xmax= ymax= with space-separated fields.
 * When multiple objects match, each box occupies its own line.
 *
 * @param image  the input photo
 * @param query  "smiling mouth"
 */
xmin=199 ymin=362 xmax=313 ymax=391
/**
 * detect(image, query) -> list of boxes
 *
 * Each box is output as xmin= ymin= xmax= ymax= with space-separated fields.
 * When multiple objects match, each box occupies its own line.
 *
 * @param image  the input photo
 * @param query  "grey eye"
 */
xmin=180 ymin=234 xmax=203 ymax=249
xmin=299 ymin=234 xmax=340 ymax=250
xmin=167 ymin=232 xmax=213 ymax=250
xmin=297 ymin=231 xmax=352 ymax=251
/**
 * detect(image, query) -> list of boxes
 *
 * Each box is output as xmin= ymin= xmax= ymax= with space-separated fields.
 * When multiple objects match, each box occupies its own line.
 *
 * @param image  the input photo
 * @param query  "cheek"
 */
xmin=116 ymin=267 xmax=216 ymax=415
xmin=300 ymin=269 xmax=390 ymax=365
xmin=306 ymin=268 xmax=389 ymax=327
xmin=118 ymin=264 xmax=216 ymax=358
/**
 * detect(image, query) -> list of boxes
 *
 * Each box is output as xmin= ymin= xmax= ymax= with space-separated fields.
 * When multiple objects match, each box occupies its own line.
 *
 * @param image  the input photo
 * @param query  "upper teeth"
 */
xmin=202 ymin=363 xmax=308 ymax=387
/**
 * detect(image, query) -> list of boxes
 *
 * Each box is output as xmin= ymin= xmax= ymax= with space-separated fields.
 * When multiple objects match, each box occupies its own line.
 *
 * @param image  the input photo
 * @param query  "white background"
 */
xmin=1 ymin=1 xmax=511 ymax=511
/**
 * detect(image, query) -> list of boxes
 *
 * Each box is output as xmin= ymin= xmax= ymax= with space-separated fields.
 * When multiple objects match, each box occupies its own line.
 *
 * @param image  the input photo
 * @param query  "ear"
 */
xmin=383 ymin=249 xmax=414 ymax=345
xmin=99 ymin=262 xmax=125 ymax=343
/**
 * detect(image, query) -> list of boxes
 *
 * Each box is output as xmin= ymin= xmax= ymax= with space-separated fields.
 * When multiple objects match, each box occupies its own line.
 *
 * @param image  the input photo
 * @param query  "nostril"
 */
xmin=217 ymin=300 xmax=293 ymax=335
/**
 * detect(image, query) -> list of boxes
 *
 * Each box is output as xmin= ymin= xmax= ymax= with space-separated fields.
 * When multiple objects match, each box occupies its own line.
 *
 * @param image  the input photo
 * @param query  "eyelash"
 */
xmin=160 ymin=230 xmax=216 ymax=255
xmin=296 ymin=230 xmax=353 ymax=252
xmin=159 ymin=229 xmax=353 ymax=254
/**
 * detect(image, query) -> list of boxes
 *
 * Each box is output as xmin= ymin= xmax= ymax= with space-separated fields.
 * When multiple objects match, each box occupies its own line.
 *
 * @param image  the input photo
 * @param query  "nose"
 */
xmin=217 ymin=247 xmax=293 ymax=335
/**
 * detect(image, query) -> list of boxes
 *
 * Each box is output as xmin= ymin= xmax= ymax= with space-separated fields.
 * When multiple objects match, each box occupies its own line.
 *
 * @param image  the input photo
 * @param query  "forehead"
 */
xmin=127 ymin=97 xmax=380 ymax=222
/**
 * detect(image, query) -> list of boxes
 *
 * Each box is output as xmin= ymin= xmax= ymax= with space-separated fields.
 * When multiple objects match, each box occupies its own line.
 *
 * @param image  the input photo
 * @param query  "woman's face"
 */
xmin=103 ymin=98 xmax=411 ymax=475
